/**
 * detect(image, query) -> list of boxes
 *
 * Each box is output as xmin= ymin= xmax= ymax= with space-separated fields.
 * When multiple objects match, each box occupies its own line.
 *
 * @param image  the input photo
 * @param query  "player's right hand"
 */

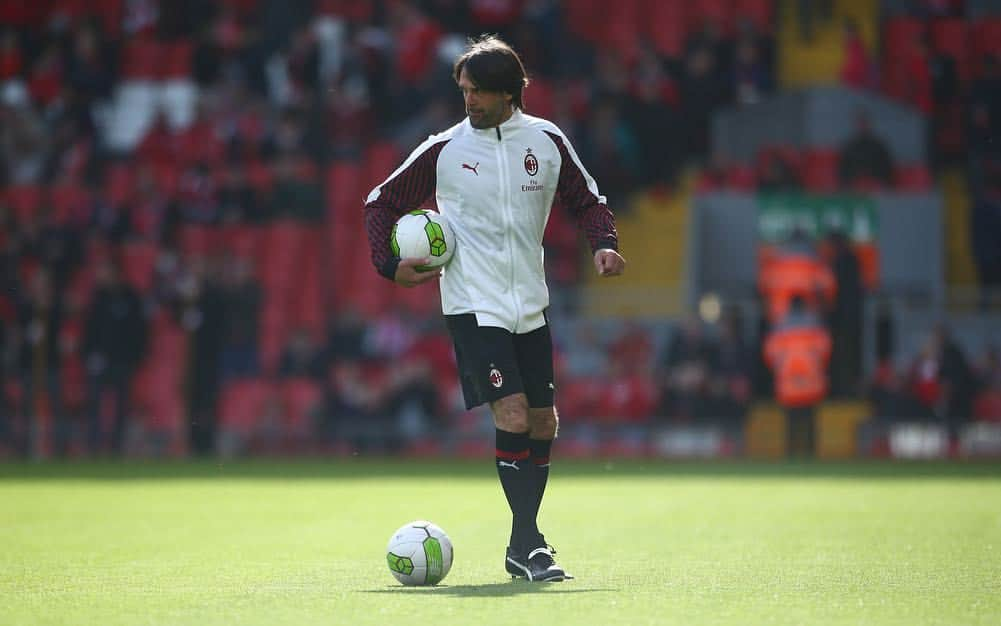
xmin=394 ymin=257 xmax=441 ymax=287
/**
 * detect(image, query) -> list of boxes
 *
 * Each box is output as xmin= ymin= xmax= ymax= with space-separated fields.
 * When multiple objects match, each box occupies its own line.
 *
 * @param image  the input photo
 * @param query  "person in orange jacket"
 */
xmin=764 ymin=296 xmax=833 ymax=457
xmin=758 ymin=228 xmax=837 ymax=325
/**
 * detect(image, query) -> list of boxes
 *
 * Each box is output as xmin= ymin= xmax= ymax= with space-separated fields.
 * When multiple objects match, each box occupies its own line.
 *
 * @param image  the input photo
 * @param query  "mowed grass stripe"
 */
xmin=1 ymin=461 xmax=999 ymax=626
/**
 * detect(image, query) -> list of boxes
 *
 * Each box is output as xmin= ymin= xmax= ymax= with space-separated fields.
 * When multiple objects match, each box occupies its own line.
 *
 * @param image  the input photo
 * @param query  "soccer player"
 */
xmin=364 ymin=35 xmax=625 ymax=582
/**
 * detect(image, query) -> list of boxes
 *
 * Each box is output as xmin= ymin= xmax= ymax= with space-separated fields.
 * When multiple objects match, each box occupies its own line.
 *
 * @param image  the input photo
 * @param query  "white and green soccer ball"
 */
xmin=390 ymin=210 xmax=455 ymax=271
xmin=386 ymin=520 xmax=454 ymax=586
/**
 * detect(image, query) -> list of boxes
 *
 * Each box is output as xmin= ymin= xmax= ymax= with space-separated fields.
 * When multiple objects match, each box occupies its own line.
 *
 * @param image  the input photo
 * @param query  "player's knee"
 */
xmin=491 ymin=394 xmax=530 ymax=432
xmin=530 ymin=408 xmax=558 ymax=439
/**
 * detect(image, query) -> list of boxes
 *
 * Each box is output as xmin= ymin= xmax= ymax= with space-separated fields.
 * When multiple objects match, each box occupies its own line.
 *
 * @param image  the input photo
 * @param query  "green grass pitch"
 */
xmin=2 ymin=460 xmax=1000 ymax=625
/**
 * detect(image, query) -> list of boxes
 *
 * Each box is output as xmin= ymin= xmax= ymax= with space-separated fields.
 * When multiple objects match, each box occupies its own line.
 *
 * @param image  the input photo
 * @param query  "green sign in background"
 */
xmin=758 ymin=194 xmax=878 ymax=244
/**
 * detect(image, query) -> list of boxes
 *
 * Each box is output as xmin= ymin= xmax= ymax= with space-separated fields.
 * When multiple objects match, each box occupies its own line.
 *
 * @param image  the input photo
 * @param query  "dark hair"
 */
xmin=453 ymin=34 xmax=529 ymax=110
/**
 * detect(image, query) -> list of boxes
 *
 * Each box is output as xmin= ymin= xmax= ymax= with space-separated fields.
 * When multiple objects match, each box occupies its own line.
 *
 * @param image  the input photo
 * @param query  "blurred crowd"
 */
xmin=0 ymin=1 xmax=998 ymax=459
xmin=0 ymin=0 xmax=780 ymax=457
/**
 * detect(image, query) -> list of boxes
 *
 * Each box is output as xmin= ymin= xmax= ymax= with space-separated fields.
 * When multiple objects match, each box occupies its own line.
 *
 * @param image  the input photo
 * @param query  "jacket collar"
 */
xmin=466 ymin=108 xmax=523 ymax=135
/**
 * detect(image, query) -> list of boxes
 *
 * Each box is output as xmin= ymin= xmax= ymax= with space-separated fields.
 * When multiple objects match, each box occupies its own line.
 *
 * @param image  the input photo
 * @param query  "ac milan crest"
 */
xmin=524 ymin=149 xmax=538 ymax=176
xmin=489 ymin=367 xmax=504 ymax=388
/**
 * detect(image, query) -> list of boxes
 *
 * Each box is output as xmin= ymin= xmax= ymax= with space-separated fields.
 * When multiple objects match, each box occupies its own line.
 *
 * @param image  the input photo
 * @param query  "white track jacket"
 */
xmin=364 ymin=109 xmax=618 ymax=333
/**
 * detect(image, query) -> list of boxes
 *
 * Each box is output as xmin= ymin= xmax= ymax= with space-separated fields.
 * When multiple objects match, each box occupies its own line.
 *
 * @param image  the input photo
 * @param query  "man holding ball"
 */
xmin=364 ymin=35 xmax=625 ymax=582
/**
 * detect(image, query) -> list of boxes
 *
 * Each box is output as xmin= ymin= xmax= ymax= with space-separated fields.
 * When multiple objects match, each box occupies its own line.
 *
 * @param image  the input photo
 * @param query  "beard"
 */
xmin=467 ymin=104 xmax=508 ymax=129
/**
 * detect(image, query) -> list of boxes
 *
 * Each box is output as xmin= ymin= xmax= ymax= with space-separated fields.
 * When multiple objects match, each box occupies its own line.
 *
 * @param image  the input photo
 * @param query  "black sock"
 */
xmin=528 ymin=438 xmax=553 ymax=530
xmin=495 ymin=428 xmax=538 ymax=552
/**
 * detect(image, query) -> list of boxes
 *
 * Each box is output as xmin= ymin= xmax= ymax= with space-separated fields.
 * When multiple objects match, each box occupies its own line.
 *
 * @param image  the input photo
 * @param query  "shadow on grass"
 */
xmin=362 ymin=581 xmax=613 ymax=597
xmin=1 ymin=458 xmax=999 ymax=481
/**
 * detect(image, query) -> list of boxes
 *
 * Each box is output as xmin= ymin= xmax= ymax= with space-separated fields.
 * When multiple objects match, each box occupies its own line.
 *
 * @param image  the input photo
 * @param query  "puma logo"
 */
xmin=497 ymin=460 xmax=519 ymax=470
xmin=462 ymin=162 xmax=479 ymax=175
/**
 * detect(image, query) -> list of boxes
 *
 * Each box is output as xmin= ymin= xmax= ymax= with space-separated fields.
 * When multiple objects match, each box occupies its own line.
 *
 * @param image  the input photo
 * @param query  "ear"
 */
xmin=503 ymin=92 xmax=513 ymax=105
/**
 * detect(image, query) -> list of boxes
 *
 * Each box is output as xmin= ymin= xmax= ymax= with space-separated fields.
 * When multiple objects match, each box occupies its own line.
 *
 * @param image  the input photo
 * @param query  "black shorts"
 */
xmin=445 ymin=314 xmax=555 ymax=410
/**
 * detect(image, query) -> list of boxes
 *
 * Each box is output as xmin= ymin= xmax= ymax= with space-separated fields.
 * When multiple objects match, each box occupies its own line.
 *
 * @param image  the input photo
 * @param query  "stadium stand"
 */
xmin=1 ymin=0 xmax=999 ymax=460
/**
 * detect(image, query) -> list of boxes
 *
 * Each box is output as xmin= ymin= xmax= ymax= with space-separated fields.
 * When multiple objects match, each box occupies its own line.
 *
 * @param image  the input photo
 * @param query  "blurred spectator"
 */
xmin=764 ymin=296 xmax=832 ymax=458
xmin=826 ymin=230 xmax=864 ymax=396
xmin=218 ymin=163 xmax=266 ymax=223
xmin=935 ymin=325 xmax=978 ymax=438
xmin=681 ymin=44 xmax=728 ymax=163
xmin=797 ymin=0 xmax=834 ymax=43
xmin=17 ymin=268 xmax=65 ymax=456
xmin=626 ymin=43 xmax=684 ymax=187
xmin=909 ymin=325 xmax=978 ymax=439
xmin=179 ymin=258 xmax=227 ymax=455
xmin=0 ymin=97 xmax=48 ymax=185
xmin=83 ymin=258 xmax=148 ymax=454
xmin=758 ymin=227 xmax=836 ymax=324
xmin=839 ymin=18 xmax=875 ymax=90
xmin=837 ymin=112 xmax=895 ymax=188
xmin=65 ymin=21 xmax=114 ymax=102
xmin=859 ymin=359 xmax=934 ymax=455
xmin=561 ymin=322 xmax=608 ymax=379
xmin=969 ymin=55 xmax=1001 ymax=191
xmin=0 ymin=312 xmax=14 ymax=455
xmin=317 ymin=360 xmax=395 ymax=452
xmin=581 ymin=97 xmax=640 ymax=204
xmin=324 ymin=306 xmax=368 ymax=365
xmin=903 ymin=32 xmax=934 ymax=116
xmin=270 ymin=153 xmax=323 ymax=221
xmin=926 ymin=36 xmax=958 ymax=114
xmin=757 ymin=147 xmax=801 ymax=192
xmin=707 ymin=310 xmax=752 ymax=436
xmin=733 ymin=37 xmax=772 ymax=105
xmin=970 ymin=180 xmax=1001 ymax=310
xmin=218 ymin=255 xmax=262 ymax=380
xmin=279 ymin=327 xmax=325 ymax=379
xmin=0 ymin=28 xmax=22 ymax=81
xmin=658 ymin=316 xmax=715 ymax=421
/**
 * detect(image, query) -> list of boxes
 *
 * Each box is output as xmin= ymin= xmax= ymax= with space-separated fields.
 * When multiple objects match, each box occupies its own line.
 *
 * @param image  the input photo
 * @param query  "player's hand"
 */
xmin=594 ymin=248 xmax=625 ymax=277
xmin=394 ymin=257 xmax=441 ymax=287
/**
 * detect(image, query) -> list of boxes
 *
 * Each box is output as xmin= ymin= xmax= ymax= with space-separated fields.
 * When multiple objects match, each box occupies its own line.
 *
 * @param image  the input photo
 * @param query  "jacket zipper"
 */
xmin=494 ymin=125 xmax=521 ymax=331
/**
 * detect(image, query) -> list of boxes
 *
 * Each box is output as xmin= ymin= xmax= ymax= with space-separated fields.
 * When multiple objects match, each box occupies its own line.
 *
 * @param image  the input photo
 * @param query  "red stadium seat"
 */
xmin=178 ymin=224 xmax=218 ymax=258
xmin=726 ymin=164 xmax=757 ymax=190
xmin=159 ymin=40 xmax=194 ymax=80
xmin=972 ymin=18 xmax=1001 ymax=61
xmin=642 ymin=0 xmax=686 ymax=58
xmin=733 ymin=0 xmax=774 ymax=33
xmin=104 ymin=163 xmax=135 ymax=207
xmin=4 ymin=185 xmax=43 ymax=224
xmin=802 ymin=149 xmax=840 ymax=192
xmin=525 ymin=77 xmax=554 ymax=122
xmin=120 ymin=36 xmax=162 ymax=80
xmin=687 ymin=0 xmax=732 ymax=34
xmin=49 ymin=183 xmax=92 ymax=225
xmin=930 ymin=18 xmax=971 ymax=83
xmin=364 ymin=142 xmax=403 ymax=197
xmin=606 ymin=0 xmax=642 ymax=65
xmin=245 ymin=160 xmax=274 ymax=192
xmin=895 ymin=164 xmax=933 ymax=191
xmin=280 ymin=378 xmax=324 ymax=433
xmin=315 ymin=0 xmax=373 ymax=21
xmin=219 ymin=224 xmax=260 ymax=262
xmin=121 ymin=240 xmax=159 ymax=293
xmin=883 ymin=17 xmax=925 ymax=62
xmin=292 ymin=230 xmax=325 ymax=336
xmin=974 ymin=390 xmax=1001 ymax=422
xmin=218 ymin=379 xmax=277 ymax=432
xmin=563 ymin=0 xmax=605 ymax=43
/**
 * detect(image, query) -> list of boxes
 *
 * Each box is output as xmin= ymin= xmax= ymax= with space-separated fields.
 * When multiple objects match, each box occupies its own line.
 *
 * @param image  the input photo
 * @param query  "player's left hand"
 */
xmin=594 ymin=248 xmax=625 ymax=277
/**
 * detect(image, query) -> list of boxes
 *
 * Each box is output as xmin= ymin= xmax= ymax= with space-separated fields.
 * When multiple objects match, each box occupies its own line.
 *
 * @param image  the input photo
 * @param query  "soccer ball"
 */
xmin=386 ymin=520 xmax=454 ymax=586
xmin=390 ymin=210 xmax=455 ymax=270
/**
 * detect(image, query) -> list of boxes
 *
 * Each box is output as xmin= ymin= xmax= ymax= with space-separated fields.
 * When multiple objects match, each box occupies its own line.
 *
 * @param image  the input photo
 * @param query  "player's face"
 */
xmin=458 ymin=67 xmax=513 ymax=129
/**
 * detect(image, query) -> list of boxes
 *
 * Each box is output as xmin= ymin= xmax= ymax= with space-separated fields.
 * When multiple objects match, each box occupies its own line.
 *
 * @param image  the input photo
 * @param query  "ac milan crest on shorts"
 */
xmin=445 ymin=313 xmax=555 ymax=409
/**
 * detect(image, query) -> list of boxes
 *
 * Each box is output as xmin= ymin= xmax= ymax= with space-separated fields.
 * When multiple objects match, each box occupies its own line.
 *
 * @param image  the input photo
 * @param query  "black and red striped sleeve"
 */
xmin=364 ymin=140 xmax=450 ymax=280
xmin=544 ymin=130 xmax=618 ymax=253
